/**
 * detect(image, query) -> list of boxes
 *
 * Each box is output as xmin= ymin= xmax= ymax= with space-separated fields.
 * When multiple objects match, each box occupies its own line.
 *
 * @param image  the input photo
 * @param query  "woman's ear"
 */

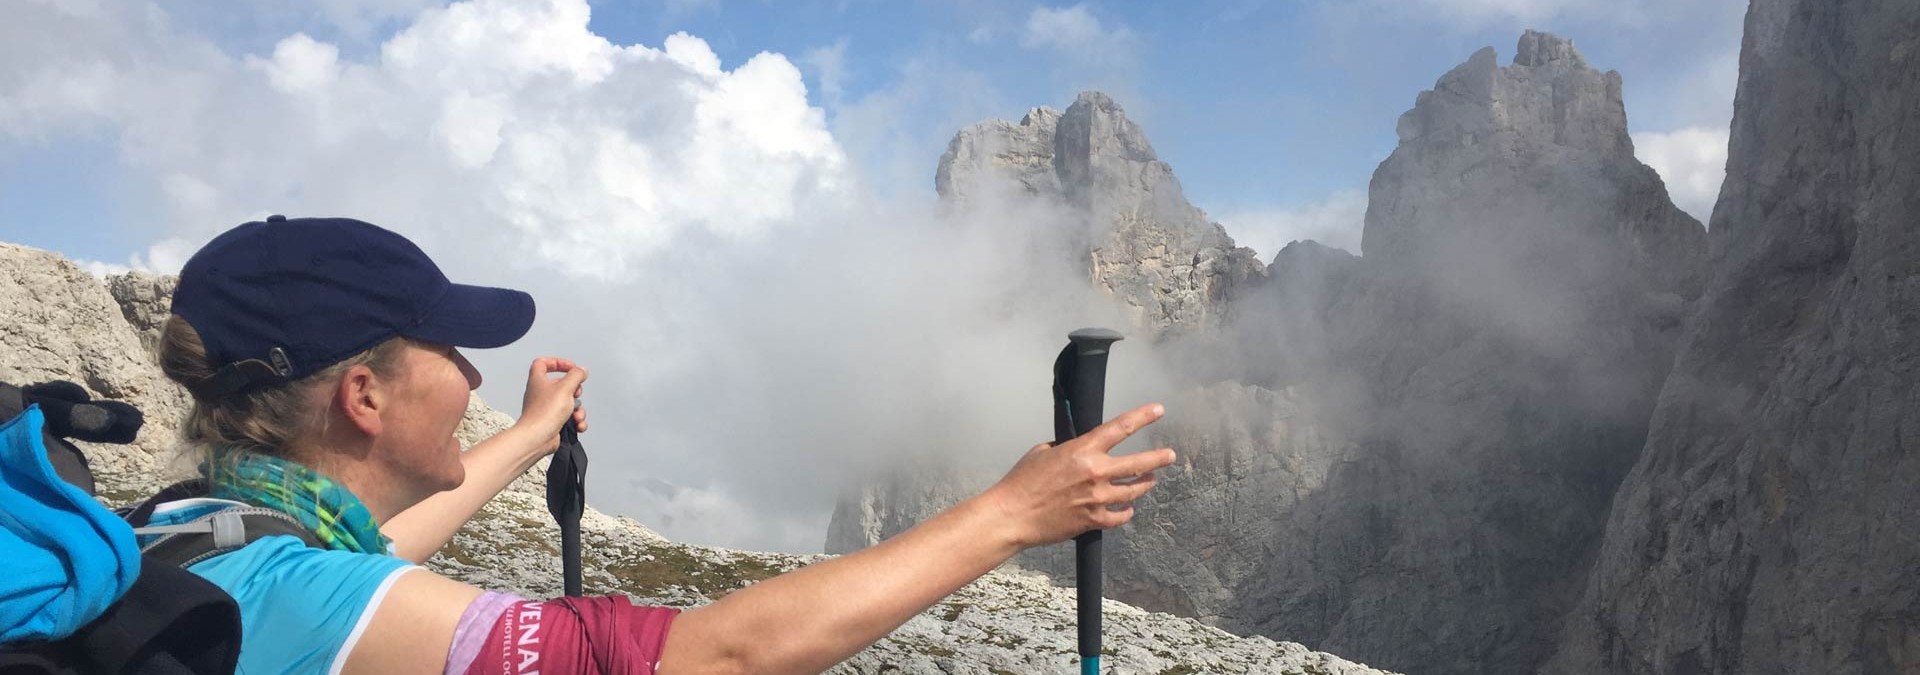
xmin=336 ymin=363 xmax=385 ymax=437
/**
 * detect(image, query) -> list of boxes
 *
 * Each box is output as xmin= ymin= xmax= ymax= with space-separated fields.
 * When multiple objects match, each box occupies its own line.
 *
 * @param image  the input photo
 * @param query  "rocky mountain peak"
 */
xmin=934 ymin=105 xmax=1061 ymax=203
xmin=1515 ymin=29 xmax=1588 ymax=68
xmin=934 ymin=91 xmax=1264 ymax=337
xmin=1052 ymin=91 xmax=1163 ymax=211
xmin=869 ymin=30 xmax=1709 ymax=675
xmin=1368 ymin=29 xmax=1689 ymax=297
xmin=1392 ymin=29 xmax=1626 ymax=161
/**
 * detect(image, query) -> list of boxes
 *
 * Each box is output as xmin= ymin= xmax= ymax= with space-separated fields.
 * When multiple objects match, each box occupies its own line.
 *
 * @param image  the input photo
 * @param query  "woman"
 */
xmin=152 ymin=215 xmax=1176 ymax=674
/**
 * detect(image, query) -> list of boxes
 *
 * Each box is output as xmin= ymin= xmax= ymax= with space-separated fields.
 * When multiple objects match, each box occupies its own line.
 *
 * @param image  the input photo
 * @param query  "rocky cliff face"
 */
xmin=936 ymin=92 xmax=1264 ymax=338
xmin=1549 ymin=2 xmax=1920 ymax=673
xmin=838 ymin=30 xmax=1710 ymax=675
xmin=1223 ymin=31 xmax=1706 ymax=675
xmin=0 ymin=241 xmax=1393 ymax=675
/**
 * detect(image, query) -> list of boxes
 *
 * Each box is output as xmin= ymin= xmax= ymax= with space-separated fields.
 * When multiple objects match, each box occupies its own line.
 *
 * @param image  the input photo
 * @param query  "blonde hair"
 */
xmin=158 ymin=315 xmax=409 ymax=461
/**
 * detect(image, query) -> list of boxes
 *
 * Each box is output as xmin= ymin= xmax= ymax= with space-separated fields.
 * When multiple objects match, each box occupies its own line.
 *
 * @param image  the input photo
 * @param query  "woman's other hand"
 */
xmin=513 ymin=357 xmax=588 ymax=454
xmin=981 ymin=403 xmax=1176 ymax=549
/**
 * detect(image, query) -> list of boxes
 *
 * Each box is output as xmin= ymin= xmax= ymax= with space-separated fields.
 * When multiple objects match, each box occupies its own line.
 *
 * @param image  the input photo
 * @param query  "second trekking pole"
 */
xmin=1052 ymin=327 xmax=1124 ymax=675
xmin=546 ymin=414 xmax=588 ymax=597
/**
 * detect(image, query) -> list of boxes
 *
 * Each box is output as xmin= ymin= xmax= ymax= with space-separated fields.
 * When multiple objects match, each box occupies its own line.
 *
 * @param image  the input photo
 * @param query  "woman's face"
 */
xmin=377 ymin=340 xmax=482 ymax=497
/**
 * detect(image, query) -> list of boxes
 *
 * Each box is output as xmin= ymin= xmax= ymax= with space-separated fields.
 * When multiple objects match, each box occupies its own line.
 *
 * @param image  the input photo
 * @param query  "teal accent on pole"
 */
xmin=1081 ymin=656 xmax=1101 ymax=675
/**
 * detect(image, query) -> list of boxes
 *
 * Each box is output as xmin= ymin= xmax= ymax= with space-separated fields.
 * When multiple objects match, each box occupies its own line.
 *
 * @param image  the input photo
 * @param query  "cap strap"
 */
xmin=186 ymin=348 xmax=294 ymax=400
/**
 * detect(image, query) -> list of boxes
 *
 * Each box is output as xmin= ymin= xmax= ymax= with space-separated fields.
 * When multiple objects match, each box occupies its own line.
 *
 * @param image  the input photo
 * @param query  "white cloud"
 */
xmin=799 ymin=39 xmax=849 ymax=108
xmin=0 ymin=2 xmax=126 ymax=139
xmin=622 ymin=478 xmax=824 ymax=553
xmin=1020 ymin=4 xmax=1126 ymax=51
xmin=77 ymin=236 xmax=197 ymax=276
xmin=311 ymin=0 xmax=445 ymax=38
xmin=1214 ymin=189 xmax=1368 ymax=261
xmin=129 ymin=238 xmax=197 ymax=274
xmin=1633 ymin=126 xmax=1727 ymax=224
xmin=250 ymin=33 xmax=342 ymax=94
xmin=1403 ymin=0 xmax=1622 ymax=24
xmin=1 ymin=0 xmax=1135 ymax=553
xmin=824 ymin=56 xmax=1012 ymax=199
xmin=76 ymin=258 xmax=131 ymax=278
xmin=4 ymin=0 xmax=850 ymax=280
xmin=1018 ymin=3 xmax=1138 ymax=92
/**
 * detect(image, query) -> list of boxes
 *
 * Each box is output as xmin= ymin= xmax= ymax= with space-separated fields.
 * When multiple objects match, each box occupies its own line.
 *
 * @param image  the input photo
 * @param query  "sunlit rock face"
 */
xmin=935 ymin=91 xmax=1265 ymax=339
xmin=839 ymin=29 xmax=1710 ymax=675
xmin=1550 ymin=2 xmax=1920 ymax=673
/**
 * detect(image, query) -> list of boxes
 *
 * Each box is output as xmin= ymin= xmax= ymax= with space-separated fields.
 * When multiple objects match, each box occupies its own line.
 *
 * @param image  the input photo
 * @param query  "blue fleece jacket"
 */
xmin=0 ymin=405 xmax=139 ymax=642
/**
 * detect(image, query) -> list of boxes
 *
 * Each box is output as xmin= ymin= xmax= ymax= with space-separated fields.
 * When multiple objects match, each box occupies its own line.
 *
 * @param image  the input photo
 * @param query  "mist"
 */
xmin=490 ymin=188 xmax=1179 ymax=553
xmin=1 ymin=0 xmax=1197 ymax=553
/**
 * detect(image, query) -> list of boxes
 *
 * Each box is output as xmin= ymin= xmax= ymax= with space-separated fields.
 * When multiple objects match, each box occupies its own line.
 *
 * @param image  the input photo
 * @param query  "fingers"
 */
xmin=1102 ymin=448 xmax=1176 ymax=479
xmin=528 ymin=358 xmax=590 ymax=394
xmin=1093 ymin=471 xmax=1158 ymax=504
xmin=528 ymin=357 xmax=582 ymax=378
xmin=572 ymin=406 xmax=589 ymax=432
xmin=558 ymin=366 xmax=589 ymax=392
xmin=1092 ymin=504 xmax=1135 ymax=529
xmin=1084 ymin=474 xmax=1154 ymax=530
xmin=1076 ymin=403 xmax=1165 ymax=454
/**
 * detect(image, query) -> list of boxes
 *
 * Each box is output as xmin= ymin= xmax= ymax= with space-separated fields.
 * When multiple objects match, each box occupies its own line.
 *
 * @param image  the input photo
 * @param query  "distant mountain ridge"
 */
xmin=833 ymin=29 xmax=1709 ymax=675
xmin=840 ymin=5 xmax=1920 ymax=672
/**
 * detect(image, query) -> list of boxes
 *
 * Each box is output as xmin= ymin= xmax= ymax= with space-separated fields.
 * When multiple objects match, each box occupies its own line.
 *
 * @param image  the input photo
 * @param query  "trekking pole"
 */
xmin=545 ymin=414 xmax=588 ymax=597
xmin=1052 ymin=328 xmax=1123 ymax=675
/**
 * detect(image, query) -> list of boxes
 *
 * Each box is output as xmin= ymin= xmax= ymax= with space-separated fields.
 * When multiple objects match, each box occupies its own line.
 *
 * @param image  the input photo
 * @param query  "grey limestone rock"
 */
xmin=824 ymin=461 xmax=979 ymax=556
xmin=1086 ymin=381 xmax=1356 ymax=624
xmin=1549 ymin=1 xmax=1920 ymax=673
xmin=936 ymin=92 xmax=1265 ymax=338
xmin=844 ymin=30 xmax=1709 ymax=675
xmin=934 ymin=106 xmax=1062 ymax=204
xmin=0 ymin=244 xmax=185 ymax=500
xmin=103 ymin=271 xmax=177 ymax=356
xmin=1222 ymin=31 xmax=1706 ymax=675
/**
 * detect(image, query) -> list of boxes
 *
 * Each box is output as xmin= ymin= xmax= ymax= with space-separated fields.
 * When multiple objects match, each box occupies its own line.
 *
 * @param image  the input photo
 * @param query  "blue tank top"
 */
xmin=145 ymin=499 xmax=416 ymax=674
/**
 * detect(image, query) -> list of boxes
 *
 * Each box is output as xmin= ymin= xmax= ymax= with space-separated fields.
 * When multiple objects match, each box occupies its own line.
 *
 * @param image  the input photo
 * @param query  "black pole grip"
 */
xmin=546 ymin=422 xmax=588 ymax=597
xmin=1053 ymin=327 xmax=1123 ymax=667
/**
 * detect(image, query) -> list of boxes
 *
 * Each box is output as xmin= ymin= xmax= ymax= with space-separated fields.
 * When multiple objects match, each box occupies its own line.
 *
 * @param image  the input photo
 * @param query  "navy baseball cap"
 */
xmin=170 ymin=215 xmax=534 ymax=400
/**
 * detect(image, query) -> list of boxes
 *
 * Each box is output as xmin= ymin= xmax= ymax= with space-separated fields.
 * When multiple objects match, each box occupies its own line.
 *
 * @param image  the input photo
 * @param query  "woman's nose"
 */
xmin=453 ymin=349 xmax=482 ymax=390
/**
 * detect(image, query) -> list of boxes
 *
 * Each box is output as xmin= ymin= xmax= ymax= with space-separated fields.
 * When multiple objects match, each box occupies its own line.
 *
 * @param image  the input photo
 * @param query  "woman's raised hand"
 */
xmin=981 ymin=403 xmax=1177 ymax=549
xmin=515 ymin=357 xmax=588 ymax=454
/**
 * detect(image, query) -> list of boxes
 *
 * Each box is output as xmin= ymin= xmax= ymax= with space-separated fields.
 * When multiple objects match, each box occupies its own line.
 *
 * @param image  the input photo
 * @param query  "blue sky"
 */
xmin=5 ymin=0 xmax=1744 ymax=267
xmin=0 ymin=0 xmax=1748 ymax=552
xmin=618 ymin=0 xmax=1741 ymax=198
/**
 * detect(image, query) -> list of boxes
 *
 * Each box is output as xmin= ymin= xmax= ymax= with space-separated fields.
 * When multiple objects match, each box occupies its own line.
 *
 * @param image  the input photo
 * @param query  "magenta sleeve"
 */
xmin=456 ymin=595 xmax=681 ymax=675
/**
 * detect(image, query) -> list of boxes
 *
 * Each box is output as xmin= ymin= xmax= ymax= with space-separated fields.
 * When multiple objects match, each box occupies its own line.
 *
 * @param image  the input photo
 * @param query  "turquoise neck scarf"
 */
xmin=206 ymin=453 xmax=391 ymax=555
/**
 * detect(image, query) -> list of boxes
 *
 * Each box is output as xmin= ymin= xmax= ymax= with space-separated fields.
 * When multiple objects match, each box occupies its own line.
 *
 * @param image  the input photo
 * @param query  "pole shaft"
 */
xmin=1076 ymin=530 xmax=1103 ymax=657
xmin=1054 ymin=328 xmax=1121 ymax=672
xmin=561 ymin=527 xmax=583 ymax=596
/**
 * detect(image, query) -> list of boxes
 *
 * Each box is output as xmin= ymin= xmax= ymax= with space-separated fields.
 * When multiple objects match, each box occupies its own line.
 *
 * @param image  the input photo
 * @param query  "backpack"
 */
xmin=0 ymin=381 xmax=319 ymax=675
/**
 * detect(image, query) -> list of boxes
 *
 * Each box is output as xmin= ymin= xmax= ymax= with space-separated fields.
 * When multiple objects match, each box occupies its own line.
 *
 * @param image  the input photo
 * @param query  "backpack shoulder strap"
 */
xmin=59 ymin=556 xmax=244 ymax=675
xmin=137 ymin=507 xmax=323 ymax=568
xmin=120 ymin=479 xmax=212 ymax=528
xmin=0 ymin=497 xmax=269 ymax=675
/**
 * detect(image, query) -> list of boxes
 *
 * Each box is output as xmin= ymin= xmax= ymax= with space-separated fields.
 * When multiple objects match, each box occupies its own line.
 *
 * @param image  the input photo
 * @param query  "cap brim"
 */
xmin=406 ymin=283 xmax=535 ymax=349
